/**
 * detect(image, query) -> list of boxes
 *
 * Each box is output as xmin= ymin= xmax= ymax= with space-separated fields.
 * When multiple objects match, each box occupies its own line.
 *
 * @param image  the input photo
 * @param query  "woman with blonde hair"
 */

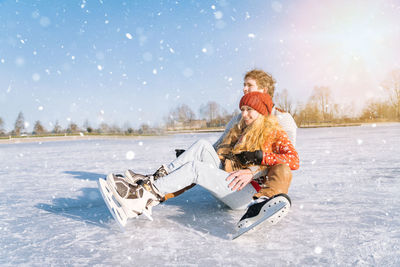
xmin=99 ymin=92 xmax=299 ymax=231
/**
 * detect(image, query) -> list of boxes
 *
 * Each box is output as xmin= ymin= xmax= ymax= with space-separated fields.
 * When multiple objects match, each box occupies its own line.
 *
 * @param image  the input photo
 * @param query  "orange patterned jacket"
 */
xmin=260 ymin=129 xmax=299 ymax=170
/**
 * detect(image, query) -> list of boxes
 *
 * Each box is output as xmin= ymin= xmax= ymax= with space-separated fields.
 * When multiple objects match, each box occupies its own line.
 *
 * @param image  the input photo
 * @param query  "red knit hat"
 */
xmin=239 ymin=92 xmax=273 ymax=116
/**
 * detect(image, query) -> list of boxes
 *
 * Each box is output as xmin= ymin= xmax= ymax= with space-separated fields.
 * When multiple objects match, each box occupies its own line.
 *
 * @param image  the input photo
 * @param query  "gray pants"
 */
xmin=154 ymin=139 xmax=256 ymax=210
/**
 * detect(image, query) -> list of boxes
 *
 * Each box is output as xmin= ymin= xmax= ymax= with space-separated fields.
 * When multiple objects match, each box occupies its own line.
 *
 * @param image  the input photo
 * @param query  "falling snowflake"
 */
xmin=214 ymin=11 xmax=223 ymax=20
xmin=126 ymin=151 xmax=135 ymax=160
xmin=271 ymin=1 xmax=283 ymax=12
xmin=314 ymin=246 xmax=322 ymax=254
xmin=125 ymin=33 xmax=133 ymax=40
xmin=39 ymin=17 xmax=51 ymax=27
xmin=32 ymin=73 xmax=41 ymax=82
xmin=15 ymin=57 xmax=25 ymax=67
xmin=248 ymin=33 xmax=256 ymax=39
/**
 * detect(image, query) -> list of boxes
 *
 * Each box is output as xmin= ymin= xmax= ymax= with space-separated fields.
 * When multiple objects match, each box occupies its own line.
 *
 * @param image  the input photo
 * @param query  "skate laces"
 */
xmin=153 ymin=165 xmax=168 ymax=180
xmin=114 ymin=177 xmax=143 ymax=199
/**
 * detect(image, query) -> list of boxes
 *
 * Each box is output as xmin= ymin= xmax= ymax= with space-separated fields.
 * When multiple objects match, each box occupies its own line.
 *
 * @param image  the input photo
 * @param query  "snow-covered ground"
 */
xmin=1 ymin=124 xmax=399 ymax=266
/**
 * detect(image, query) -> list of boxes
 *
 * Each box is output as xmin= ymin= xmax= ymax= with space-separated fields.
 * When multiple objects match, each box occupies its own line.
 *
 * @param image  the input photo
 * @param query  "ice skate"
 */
xmin=233 ymin=194 xmax=291 ymax=239
xmin=124 ymin=170 xmax=151 ymax=185
xmin=98 ymin=178 xmax=130 ymax=229
xmin=107 ymin=174 xmax=161 ymax=220
xmin=125 ymin=164 xmax=169 ymax=183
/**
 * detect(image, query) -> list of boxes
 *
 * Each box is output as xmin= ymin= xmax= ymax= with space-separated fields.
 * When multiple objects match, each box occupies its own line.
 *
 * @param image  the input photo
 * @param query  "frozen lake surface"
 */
xmin=1 ymin=124 xmax=400 ymax=266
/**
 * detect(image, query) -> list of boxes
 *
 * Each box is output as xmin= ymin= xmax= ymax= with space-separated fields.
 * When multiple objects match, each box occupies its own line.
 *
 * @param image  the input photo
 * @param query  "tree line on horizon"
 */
xmin=1 ymin=69 xmax=399 ymax=137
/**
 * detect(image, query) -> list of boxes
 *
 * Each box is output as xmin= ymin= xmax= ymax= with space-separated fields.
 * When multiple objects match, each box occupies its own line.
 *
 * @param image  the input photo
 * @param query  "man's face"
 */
xmin=243 ymin=78 xmax=265 ymax=94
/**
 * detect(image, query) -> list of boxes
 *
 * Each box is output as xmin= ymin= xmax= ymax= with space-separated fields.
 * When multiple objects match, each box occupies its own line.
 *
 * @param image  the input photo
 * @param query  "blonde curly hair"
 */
xmin=230 ymin=115 xmax=281 ymax=154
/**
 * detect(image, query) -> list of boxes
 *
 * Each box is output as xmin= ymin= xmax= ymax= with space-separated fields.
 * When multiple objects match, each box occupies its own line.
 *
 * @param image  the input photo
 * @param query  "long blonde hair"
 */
xmin=221 ymin=114 xmax=282 ymax=154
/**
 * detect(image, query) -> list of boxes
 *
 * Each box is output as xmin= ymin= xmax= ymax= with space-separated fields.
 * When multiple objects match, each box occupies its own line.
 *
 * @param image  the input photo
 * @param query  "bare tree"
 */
xmin=295 ymin=101 xmax=321 ymax=126
xmin=83 ymin=119 xmax=93 ymax=133
xmin=382 ymin=69 xmax=400 ymax=120
xmin=98 ymin=123 xmax=110 ymax=133
xmin=67 ymin=122 xmax=79 ymax=133
xmin=165 ymin=104 xmax=196 ymax=128
xmin=360 ymin=100 xmax=395 ymax=121
xmin=138 ymin=123 xmax=150 ymax=135
xmin=122 ymin=121 xmax=134 ymax=134
xmin=174 ymin=104 xmax=196 ymax=122
xmin=0 ymin=117 xmax=5 ymax=135
xmin=33 ymin=121 xmax=46 ymax=135
xmin=14 ymin=111 xmax=25 ymax=136
xmin=52 ymin=120 xmax=63 ymax=134
xmin=274 ymin=89 xmax=296 ymax=116
xmin=309 ymin=86 xmax=332 ymax=122
xmin=200 ymin=101 xmax=226 ymax=126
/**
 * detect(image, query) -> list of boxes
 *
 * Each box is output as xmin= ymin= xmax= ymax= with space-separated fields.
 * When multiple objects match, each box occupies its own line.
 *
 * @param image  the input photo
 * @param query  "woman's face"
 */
xmin=241 ymin=105 xmax=260 ymax=125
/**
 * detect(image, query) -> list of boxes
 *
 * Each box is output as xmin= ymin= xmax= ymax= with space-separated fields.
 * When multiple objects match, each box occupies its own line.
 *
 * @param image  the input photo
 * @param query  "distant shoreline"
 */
xmin=299 ymin=123 xmax=361 ymax=128
xmin=1 ymin=122 xmax=399 ymax=145
xmin=0 ymin=134 xmax=160 ymax=145
xmin=299 ymin=121 xmax=400 ymax=128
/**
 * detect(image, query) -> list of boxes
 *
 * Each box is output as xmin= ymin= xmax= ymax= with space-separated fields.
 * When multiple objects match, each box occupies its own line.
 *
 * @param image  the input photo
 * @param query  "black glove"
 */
xmin=175 ymin=149 xmax=185 ymax=158
xmin=235 ymin=150 xmax=263 ymax=165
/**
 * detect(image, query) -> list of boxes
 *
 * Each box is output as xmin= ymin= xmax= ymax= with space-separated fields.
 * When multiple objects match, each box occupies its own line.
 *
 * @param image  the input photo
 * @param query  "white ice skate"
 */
xmin=106 ymin=173 xmax=161 ymax=221
xmin=233 ymin=194 xmax=291 ymax=239
xmin=125 ymin=165 xmax=168 ymax=183
xmin=98 ymin=178 xmax=130 ymax=230
xmin=124 ymin=170 xmax=151 ymax=185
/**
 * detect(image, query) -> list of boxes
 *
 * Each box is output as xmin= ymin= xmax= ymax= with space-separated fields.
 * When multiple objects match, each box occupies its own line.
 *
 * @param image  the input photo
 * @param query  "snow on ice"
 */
xmin=0 ymin=124 xmax=400 ymax=265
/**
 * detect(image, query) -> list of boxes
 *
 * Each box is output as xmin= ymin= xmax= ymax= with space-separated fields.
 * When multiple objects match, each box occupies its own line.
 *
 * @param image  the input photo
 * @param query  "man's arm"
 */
xmin=273 ymin=109 xmax=297 ymax=147
xmin=213 ymin=113 xmax=242 ymax=150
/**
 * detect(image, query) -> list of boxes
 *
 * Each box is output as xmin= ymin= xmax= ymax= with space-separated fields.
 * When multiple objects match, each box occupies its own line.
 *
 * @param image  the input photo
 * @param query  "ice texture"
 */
xmin=0 ymin=124 xmax=399 ymax=265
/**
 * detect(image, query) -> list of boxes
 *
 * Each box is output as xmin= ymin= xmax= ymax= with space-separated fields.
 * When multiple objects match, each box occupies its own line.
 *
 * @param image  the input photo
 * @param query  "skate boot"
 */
xmin=125 ymin=164 xmax=169 ymax=183
xmin=106 ymin=173 xmax=163 ymax=221
xmin=124 ymin=170 xmax=150 ymax=185
xmin=152 ymin=164 xmax=169 ymax=179
xmin=233 ymin=194 xmax=291 ymax=239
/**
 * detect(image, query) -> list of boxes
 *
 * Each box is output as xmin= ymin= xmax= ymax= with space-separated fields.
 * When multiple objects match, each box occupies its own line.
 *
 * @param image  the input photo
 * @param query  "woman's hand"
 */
xmin=235 ymin=150 xmax=263 ymax=165
xmin=226 ymin=169 xmax=253 ymax=191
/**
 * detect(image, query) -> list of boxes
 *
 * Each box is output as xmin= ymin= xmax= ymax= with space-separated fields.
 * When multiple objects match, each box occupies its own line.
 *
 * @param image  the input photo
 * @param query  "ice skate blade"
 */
xmin=98 ymin=178 xmax=128 ymax=231
xmin=232 ymin=198 xmax=289 ymax=240
xmin=142 ymin=209 xmax=154 ymax=221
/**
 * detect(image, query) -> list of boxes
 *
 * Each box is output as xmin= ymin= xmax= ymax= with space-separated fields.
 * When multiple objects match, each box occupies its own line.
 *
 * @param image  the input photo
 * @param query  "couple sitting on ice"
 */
xmin=98 ymin=69 xmax=299 ymax=236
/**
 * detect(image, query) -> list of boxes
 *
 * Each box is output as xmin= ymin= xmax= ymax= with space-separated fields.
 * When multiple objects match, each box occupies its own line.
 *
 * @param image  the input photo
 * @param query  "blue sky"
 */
xmin=1 ymin=0 xmax=399 ymax=131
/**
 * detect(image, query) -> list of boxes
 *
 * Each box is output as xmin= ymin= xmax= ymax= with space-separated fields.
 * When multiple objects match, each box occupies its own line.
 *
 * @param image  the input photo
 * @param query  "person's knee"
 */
xmin=270 ymin=164 xmax=292 ymax=180
xmin=256 ymin=164 xmax=293 ymax=198
xmin=195 ymin=138 xmax=207 ymax=145
xmin=195 ymin=138 xmax=211 ymax=149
